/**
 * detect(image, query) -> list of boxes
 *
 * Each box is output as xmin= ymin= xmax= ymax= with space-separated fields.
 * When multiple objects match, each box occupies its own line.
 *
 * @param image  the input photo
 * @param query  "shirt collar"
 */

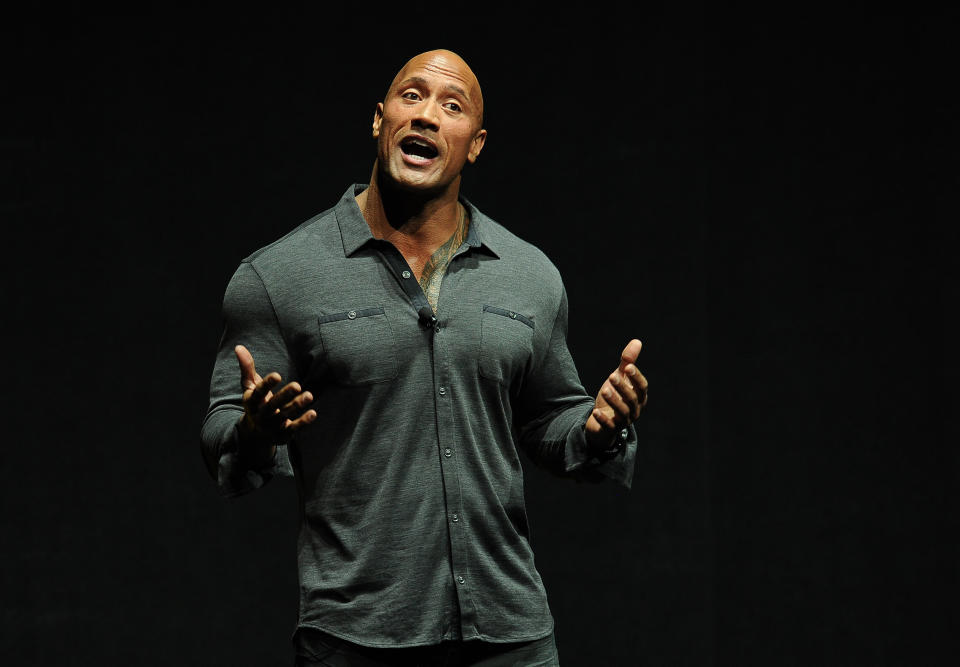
xmin=336 ymin=184 xmax=501 ymax=259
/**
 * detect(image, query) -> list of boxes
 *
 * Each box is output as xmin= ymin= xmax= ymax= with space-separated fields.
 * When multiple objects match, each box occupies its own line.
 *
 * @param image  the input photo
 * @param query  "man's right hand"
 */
xmin=234 ymin=344 xmax=317 ymax=464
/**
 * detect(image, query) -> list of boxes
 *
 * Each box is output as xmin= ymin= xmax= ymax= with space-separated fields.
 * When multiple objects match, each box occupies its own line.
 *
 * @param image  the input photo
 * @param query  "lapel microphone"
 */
xmin=418 ymin=306 xmax=438 ymax=330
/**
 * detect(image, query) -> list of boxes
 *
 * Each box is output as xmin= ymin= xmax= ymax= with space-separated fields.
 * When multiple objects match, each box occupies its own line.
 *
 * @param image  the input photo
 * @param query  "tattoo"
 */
xmin=419 ymin=205 xmax=468 ymax=313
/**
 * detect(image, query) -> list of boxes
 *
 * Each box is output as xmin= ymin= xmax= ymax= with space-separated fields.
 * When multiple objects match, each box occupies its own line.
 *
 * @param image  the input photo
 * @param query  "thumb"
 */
xmin=619 ymin=339 xmax=643 ymax=371
xmin=235 ymin=344 xmax=259 ymax=390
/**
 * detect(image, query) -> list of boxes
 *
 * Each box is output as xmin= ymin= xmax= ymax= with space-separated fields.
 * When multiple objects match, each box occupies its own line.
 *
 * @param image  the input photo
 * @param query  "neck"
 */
xmin=357 ymin=163 xmax=463 ymax=249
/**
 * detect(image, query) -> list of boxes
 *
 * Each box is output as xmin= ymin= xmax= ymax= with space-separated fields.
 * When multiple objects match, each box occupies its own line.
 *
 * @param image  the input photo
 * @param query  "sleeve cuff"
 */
xmin=216 ymin=423 xmax=293 ymax=498
xmin=567 ymin=411 xmax=638 ymax=489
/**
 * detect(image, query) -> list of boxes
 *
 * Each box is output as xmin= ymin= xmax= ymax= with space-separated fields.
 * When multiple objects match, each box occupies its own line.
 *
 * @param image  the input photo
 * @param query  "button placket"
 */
xmin=371 ymin=237 xmax=478 ymax=635
xmin=429 ymin=299 xmax=478 ymax=635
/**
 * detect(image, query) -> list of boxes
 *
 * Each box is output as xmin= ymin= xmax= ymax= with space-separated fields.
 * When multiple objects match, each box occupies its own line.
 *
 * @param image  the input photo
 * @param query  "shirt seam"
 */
xmin=295 ymin=621 xmax=554 ymax=649
xmin=528 ymin=284 xmax=564 ymax=382
xmin=245 ymin=260 xmax=297 ymax=371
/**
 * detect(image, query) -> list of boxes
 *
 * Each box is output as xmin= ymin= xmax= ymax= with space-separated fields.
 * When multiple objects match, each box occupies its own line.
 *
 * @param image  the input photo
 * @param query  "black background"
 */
xmin=3 ymin=3 xmax=957 ymax=665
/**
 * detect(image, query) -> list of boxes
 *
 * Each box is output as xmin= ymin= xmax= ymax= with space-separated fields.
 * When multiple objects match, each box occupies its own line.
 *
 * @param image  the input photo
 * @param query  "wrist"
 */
xmin=235 ymin=417 xmax=278 ymax=468
xmin=586 ymin=426 xmax=629 ymax=459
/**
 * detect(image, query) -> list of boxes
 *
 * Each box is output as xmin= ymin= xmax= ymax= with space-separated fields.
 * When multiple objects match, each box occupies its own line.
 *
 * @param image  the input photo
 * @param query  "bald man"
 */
xmin=202 ymin=50 xmax=648 ymax=666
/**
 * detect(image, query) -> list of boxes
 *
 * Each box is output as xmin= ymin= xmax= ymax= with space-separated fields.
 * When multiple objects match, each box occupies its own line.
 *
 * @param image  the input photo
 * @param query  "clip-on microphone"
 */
xmin=418 ymin=306 xmax=438 ymax=330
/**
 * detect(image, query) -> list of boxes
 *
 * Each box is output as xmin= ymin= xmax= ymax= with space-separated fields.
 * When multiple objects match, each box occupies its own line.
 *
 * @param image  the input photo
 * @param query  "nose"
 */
xmin=411 ymin=97 xmax=441 ymax=131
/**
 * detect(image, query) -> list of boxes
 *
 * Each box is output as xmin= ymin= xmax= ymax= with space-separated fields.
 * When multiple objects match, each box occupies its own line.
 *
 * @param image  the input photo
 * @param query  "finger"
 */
xmin=624 ymin=366 xmax=649 ymax=409
xmin=284 ymin=409 xmax=318 ymax=433
xmin=235 ymin=345 xmax=260 ymax=390
xmin=591 ymin=407 xmax=618 ymax=431
xmin=610 ymin=372 xmax=642 ymax=420
xmin=618 ymin=339 xmax=643 ymax=373
xmin=611 ymin=370 xmax=638 ymax=403
xmin=601 ymin=380 xmax=632 ymax=422
xmin=276 ymin=389 xmax=314 ymax=420
xmin=247 ymin=372 xmax=282 ymax=409
xmin=263 ymin=381 xmax=305 ymax=414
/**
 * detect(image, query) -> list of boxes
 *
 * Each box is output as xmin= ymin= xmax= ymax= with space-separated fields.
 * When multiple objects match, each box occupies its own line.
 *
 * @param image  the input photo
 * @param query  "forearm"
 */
xmin=201 ymin=406 xmax=289 ymax=498
xmin=237 ymin=434 xmax=278 ymax=470
xmin=514 ymin=286 xmax=639 ymax=488
xmin=519 ymin=401 xmax=638 ymax=487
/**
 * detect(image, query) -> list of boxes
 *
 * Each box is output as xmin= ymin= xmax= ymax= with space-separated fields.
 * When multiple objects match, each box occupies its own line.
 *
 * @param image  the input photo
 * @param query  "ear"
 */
xmin=466 ymin=128 xmax=487 ymax=164
xmin=372 ymin=102 xmax=384 ymax=138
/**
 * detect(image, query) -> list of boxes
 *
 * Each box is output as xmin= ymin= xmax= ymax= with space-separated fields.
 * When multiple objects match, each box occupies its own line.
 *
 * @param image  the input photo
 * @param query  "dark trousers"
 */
xmin=294 ymin=628 xmax=560 ymax=666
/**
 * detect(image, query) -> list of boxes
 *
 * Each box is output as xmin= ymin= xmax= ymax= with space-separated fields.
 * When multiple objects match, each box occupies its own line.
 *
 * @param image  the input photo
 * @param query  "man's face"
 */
xmin=373 ymin=50 xmax=486 ymax=194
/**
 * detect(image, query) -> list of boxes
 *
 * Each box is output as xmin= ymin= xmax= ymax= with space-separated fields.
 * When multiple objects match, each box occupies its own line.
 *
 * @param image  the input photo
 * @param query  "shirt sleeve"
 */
xmin=513 ymin=285 xmax=638 ymax=489
xmin=200 ymin=261 xmax=295 ymax=498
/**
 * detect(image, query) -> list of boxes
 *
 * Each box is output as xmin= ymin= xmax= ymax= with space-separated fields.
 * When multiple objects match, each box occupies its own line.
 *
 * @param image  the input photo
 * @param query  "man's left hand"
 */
xmin=585 ymin=339 xmax=649 ymax=451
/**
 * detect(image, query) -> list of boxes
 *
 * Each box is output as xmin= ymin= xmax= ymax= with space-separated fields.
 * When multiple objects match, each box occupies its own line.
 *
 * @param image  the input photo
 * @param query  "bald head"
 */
xmin=387 ymin=49 xmax=484 ymax=128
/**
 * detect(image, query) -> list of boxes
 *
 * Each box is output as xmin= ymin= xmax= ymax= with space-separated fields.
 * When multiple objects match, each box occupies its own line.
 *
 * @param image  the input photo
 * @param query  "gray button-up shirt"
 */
xmin=201 ymin=184 xmax=638 ymax=648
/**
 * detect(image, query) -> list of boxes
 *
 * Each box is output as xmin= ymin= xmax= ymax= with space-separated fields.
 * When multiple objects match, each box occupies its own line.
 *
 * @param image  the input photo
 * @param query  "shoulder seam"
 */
xmin=245 ymin=204 xmax=338 ymax=262
xmin=243 ymin=261 xmax=296 ymax=373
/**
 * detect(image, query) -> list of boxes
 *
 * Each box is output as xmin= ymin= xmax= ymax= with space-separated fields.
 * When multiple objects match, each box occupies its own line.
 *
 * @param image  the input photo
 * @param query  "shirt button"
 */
xmin=457 ymin=575 xmax=465 ymax=585
xmin=438 ymin=386 xmax=446 ymax=396
xmin=401 ymin=270 xmax=412 ymax=279
xmin=443 ymin=447 xmax=452 ymax=458
xmin=452 ymin=513 xmax=459 ymax=522
xmin=347 ymin=310 xmax=357 ymax=320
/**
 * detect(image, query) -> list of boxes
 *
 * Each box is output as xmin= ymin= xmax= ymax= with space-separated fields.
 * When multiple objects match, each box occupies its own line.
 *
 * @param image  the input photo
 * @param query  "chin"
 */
xmin=385 ymin=166 xmax=447 ymax=194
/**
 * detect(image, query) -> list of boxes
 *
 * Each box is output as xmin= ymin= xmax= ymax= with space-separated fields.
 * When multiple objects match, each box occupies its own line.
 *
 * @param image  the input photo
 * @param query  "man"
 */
xmin=202 ymin=49 xmax=648 ymax=666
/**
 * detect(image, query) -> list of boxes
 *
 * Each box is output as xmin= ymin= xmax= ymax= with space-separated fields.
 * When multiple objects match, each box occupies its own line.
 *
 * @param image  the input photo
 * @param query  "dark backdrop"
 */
xmin=3 ymin=4 xmax=956 ymax=666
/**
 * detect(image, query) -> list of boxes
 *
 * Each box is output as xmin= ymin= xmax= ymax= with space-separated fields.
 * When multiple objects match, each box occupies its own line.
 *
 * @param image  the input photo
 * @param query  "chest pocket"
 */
xmin=318 ymin=306 xmax=398 ymax=385
xmin=478 ymin=305 xmax=535 ymax=385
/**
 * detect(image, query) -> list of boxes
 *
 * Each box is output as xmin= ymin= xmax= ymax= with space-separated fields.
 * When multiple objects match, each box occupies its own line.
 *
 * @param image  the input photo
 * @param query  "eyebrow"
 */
xmin=397 ymin=76 xmax=470 ymax=101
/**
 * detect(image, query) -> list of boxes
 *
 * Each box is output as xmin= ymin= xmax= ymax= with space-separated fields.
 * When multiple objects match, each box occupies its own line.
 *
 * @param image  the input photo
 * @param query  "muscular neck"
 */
xmin=356 ymin=163 xmax=464 ymax=278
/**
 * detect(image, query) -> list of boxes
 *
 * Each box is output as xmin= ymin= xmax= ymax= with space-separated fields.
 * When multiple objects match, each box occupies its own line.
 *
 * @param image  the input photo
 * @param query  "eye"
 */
xmin=443 ymin=101 xmax=462 ymax=112
xmin=401 ymin=91 xmax=421 ymax=101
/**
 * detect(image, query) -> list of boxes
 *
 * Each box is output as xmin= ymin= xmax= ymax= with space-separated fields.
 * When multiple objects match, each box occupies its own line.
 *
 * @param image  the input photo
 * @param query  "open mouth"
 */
xmin=400 ymin=136 xmax=439 ymax=160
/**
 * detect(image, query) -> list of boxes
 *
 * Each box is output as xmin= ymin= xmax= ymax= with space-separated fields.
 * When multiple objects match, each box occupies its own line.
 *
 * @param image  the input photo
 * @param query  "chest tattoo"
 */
xmin=419 ymin=206 xmax=469 ymax=313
